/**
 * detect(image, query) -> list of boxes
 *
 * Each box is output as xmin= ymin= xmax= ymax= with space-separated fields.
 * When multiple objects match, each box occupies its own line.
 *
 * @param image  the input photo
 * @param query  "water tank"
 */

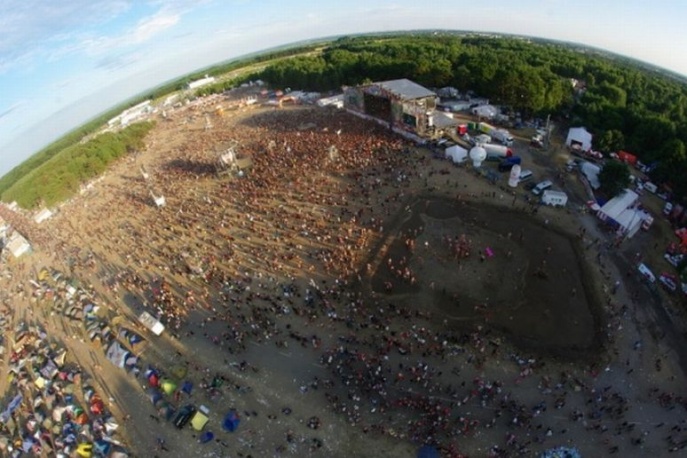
xmin=469 ymin=146 xmax=487 ymax=167
xmin=508 ymin=164 xmax=521 ymax=188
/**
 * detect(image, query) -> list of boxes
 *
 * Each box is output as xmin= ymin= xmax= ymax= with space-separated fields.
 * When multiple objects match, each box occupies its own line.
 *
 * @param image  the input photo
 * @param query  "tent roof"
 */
xmin=599 ymin=189 xmax=639 ymax=221
xmin=432 ymin=111 xmax=459 ymax=128
xmin=376 ymin=79 xmax=436 ymax=100
xmin=191 ymin=411 xmax=208 ymax=431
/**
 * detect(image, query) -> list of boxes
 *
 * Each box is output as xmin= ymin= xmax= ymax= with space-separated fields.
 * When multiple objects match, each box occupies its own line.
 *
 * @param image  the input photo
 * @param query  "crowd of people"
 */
xmin=5 ymin=97 xmax=684 ymax=457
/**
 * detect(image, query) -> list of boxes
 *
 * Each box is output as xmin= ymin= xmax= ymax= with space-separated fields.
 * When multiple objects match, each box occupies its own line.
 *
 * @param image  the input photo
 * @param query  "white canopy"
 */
xmin=566 ymin=127 xmax=593 ymax=151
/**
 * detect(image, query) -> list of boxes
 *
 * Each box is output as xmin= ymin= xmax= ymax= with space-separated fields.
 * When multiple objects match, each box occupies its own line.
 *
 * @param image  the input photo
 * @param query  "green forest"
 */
xmin=250 ymin=34 xmax=687 ymax=201
xmin=2 ymin=122 xmax=154 ymax=208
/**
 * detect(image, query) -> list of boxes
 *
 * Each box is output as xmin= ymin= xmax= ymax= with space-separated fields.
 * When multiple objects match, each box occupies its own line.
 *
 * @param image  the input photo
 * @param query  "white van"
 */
xmin=532 ymin=180 xmax=553 ymax=195
xmin=519 ymin=170 xmax=533 ymax=182
xmin=644 ymin=182 xmax=658 ymax=193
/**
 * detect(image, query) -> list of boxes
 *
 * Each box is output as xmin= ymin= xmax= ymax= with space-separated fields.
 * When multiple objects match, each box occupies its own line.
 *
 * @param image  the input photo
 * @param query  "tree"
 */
xmin=596 ymin=129 xmax=625 ymax=154
xmin=598 ymin=160 xmax=631 ymax=198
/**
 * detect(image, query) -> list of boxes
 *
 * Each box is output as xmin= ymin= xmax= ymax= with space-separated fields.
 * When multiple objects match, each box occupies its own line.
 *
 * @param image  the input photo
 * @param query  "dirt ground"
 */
xmin=2 ymin=96 xmax=687 ymax=458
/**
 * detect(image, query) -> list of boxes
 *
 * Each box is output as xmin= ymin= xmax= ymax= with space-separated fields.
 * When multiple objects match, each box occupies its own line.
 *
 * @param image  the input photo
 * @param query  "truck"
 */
xmin=478 ymin=122 xmax=495 ymax=134
xmin=483 ymin=143 xmax=513 ymax=160
xmin=491 ymin=128 xmax=514 ymax=146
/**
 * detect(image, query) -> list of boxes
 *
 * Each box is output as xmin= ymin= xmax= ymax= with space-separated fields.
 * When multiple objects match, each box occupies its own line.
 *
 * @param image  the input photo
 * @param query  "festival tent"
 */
xmin=160 ymin=380 xmax=177 ymax=396
xmin=445 ymin=145 xmax=468 ymax=164
xmin=222 ymin=411 xmax=240 ymax=432
xmin=417 ymin=445 xmax=440 ymax=458
xmin=199 ymin=431 xmax=214 ymax=444
xmin=181 ymin=381 xmax=193 ymax=395
xmin=191 ymin=411 xmax=209 ymax=431
xmin=566 ymin=127 xmax=592 ymax=151
xmin=105 ymin=341 xmax=131 ymax=369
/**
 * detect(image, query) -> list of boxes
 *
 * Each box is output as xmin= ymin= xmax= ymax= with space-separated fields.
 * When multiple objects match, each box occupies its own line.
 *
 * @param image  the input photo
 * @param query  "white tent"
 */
xmin=471 ymin=104 xmax=498 ymax=119
xmin=580 ymin=162 xmax=601 ymax=189
xmin=566 ymin=127 xmax=593 ymax=151
xmin=445 ymin=145 xmax=468 ymax=164
xmin=598 ymin=189 xmax=645 ymax=237
xmin=6 ymin=232 xmax=31 ymax=258
xmin=34 ymin=208 xmax=53 ymax=224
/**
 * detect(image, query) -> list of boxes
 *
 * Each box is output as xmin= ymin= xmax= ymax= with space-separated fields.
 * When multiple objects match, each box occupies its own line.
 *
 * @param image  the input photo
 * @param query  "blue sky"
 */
xmin=1 ymin=0 xmax=686 ymax=177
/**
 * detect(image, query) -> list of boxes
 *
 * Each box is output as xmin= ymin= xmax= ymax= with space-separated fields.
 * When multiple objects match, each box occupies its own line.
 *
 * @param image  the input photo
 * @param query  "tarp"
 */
xmin=417 ymin=445 xmax=440 ymax=458
xmin=222 ymin=411 xmax=240 ymax=432
xmin=191 ymin=411 xmax=208 ymax=431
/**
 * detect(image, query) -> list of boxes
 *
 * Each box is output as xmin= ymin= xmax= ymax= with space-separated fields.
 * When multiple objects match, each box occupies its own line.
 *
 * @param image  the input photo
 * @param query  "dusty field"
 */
xmin=1 ymin=97 xmax=687 ymax=458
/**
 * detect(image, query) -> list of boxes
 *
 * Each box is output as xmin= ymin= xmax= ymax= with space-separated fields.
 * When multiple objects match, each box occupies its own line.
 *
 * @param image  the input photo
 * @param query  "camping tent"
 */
xmin=566 ymin=127 xmax=592 ymax=151
xmin=222 ymin=411 xmax=240 ymax=432
xmin=191 ymin=411 xmax=209 ymax=431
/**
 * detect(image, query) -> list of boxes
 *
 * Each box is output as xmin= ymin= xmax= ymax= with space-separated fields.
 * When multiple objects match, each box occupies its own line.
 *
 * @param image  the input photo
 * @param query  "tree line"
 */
xmin=2 ymin=122 xmax=154 ymax=208
xmin=250 ymin=34 xmax=687 ymax=201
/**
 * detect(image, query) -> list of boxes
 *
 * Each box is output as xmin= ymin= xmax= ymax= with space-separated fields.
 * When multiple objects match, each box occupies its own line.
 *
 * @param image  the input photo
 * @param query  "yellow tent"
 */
xmin=76 ymin=443 xmax=93 ymax=457
xmin=191 ymin=411 xmax=208 ymax=431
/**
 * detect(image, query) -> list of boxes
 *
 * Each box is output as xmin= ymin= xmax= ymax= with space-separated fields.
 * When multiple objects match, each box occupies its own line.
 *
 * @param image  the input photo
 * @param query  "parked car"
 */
xmin=531 ymin=180 xmax=553 ymax=196
xmin=659 ymin=273 xmax=678 ymax=293
xmin=664 ymin=253 xmax=684 ymax=267
xmin=637 ymin=263 xmax=656 ymax=283
xmin=519 ymin=170 xmax=534 ymax=182
xmin=174 ymin=405 xmax=197 ymax=429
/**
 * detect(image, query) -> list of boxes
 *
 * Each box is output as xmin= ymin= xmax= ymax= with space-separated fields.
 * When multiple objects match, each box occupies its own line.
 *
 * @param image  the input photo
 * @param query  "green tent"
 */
xmin=161 ymin=379 xmax=177 ymax=395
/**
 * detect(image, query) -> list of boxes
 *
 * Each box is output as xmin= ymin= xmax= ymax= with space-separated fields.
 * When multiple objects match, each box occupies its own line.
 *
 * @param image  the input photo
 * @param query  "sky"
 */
xmin=1 ymin=0 xmax=686 ymax=177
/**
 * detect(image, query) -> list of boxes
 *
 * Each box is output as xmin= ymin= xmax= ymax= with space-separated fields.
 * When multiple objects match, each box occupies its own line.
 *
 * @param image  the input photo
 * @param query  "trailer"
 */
xmin=478 ymin=122 xmax=495 ymax=134
xmin=541 ymin=190 xmax=568 ymax=207
xmin=483 ymin=143 xmax=513 ymax=159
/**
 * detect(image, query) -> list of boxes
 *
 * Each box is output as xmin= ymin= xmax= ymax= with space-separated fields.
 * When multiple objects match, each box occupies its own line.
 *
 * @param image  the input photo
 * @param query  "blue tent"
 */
xmin=222 ymin=411 xmax=240 ymax=432
xmin=94 ymin=439 xmax=112 ymax=456
xmin=147 ymin=389 xmax=163 ymax=406
xmin=199 ymin=431 xmax=214 ymax=444
xmin=181 ymin=381 xmax=193 ymax=395
xmin=417 ymin=445 xmax=440 ymax=458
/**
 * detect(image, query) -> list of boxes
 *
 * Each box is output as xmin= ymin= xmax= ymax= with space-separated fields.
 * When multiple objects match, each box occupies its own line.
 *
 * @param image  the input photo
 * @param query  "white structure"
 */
xmin=597 ymin=189 xmax=649 ymax=238
xmin=469 ymin=146 xmax=487 ymax=168
xmin=471 ymin=104 xmax=498 ymax=119
xmin=138 ymin=311 xmax=165 ymax=335
xmin=566 ymin=127 xmax=593 ymax=151
xmin=542 ymin=190 xmax=568 ymax=207
xmin=580 ymin=162 xmax=601 ymax=189
xmin=6 ymin=232 xmax=31 ymax=258
xmin=187 ymin=76 xmax=216 ymax=90
xmin=34 ymin=208 xmax=53 ymax=224
xmin=445 ymin=145 xmax=468 ymax=164
xmin=508 ymin=164 xmax=522 ymax=188
xmin=108 ymin=100 xmax=153 ymax=127
xmin=491 ymin=129 xmax=513 ymax=146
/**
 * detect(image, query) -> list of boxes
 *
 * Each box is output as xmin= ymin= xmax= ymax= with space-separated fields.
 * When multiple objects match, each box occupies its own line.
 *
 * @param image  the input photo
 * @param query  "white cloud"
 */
xmin=131 ymin=10 xmax=181 ymax=43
